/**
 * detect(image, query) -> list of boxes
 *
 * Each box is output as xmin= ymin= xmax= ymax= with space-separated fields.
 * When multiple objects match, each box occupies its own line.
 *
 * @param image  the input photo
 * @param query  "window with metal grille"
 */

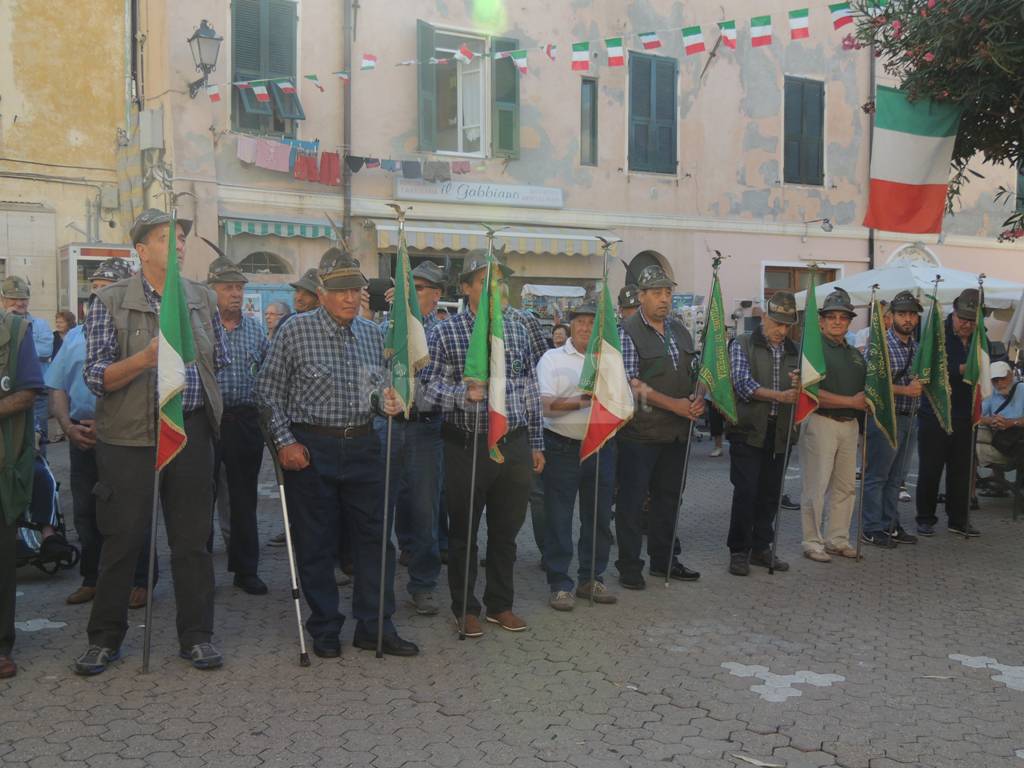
xmin=238 ymin=251 xmax=290 ymax=275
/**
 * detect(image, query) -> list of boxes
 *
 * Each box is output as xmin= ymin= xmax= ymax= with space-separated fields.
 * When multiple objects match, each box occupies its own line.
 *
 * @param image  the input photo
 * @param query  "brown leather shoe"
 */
xmin=455 ymin=614 xmax=483 ymax=638
xmin=0 ymin=655 xmax=16 ymax=679
xmin=128 ymin=587 xmax=149 ymax=610
xmin=66 ymin=586 xmax=97 ymax=605
xmin=484 ymin=610 xmax=528 ymax=632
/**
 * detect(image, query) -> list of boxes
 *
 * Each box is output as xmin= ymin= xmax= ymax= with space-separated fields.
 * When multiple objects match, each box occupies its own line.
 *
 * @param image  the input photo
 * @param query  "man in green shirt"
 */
xmin=800 ymin=289 xmax=867 ymax=562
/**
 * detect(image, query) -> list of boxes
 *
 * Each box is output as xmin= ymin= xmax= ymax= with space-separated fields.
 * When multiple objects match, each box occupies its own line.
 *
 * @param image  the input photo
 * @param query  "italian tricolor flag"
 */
xmin=789 ymin=9 xmax=810 ymax=40
xmin=206 ymin=84 xmax=221 ymax=102
xmin=751 ymin=16 xmax=772 ymax=47
xmin=963 ymin=290 xmax=991 ymax=426
xmin=639 ymin=32 xmax=661 ymax=50
xmin=252 ymin=84 xmax=270 ymax=102
xmin=455 ymin=43 xmax=474 ymax=63
xmin=384 ymin=225 xmax=429 ymax=417
xmin=796 ymin=275 xmax=826 ymax=424
xmin=156 ymin=216 xmax=195 ymax=470
xmin=829 ymin=2 xmax=853 ymax=29
xmin=275 ymin=79 xmax=296 ymax=94
xmin=572 ymin=42 xmax=590 ymax=71
xmin=863 ymin=85 xmax=963 ymax=234
xmin=463 ymin=252 xmax=508 ymax=463
xmin=682 ymin=26 xmax=705 ymax=55
xmin=360 ymin=53 xmax=377 ymax=70
xmin=509 ymin=50 xmax=528 ymax=74
xmin=304 ymin=73 xmax=325 ymax=92
xmin=719 ymin=21 xmax=737 ymax=49
xmin=606 ymin=37 xmax=625 ymax=67
xmin=579 ymin=280 xmax=634 ymax=461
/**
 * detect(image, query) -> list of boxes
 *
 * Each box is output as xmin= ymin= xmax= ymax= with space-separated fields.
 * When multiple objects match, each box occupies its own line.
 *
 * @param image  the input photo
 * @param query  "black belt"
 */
xmin=222 ymin=405 xmax=259 ymax=421
xmin=293 ymin=422 xmax=372 ymax=439
xmin=544 ymin=428 xmax=580 ymax=445
xmin=897 ymin=410 xmax=913 ymax=417
xmin=442 ymin=423 xmax=525 ymax=448
xmin=396 ymin=411 xmax=442 ymax=424
xmin=818 ymin=412 xmax=856 ymax=423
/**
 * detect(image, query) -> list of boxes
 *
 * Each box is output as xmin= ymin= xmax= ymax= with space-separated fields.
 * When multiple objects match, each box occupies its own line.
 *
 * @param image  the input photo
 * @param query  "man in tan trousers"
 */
xmin=800 ymin=289 xmax=867 ymax=562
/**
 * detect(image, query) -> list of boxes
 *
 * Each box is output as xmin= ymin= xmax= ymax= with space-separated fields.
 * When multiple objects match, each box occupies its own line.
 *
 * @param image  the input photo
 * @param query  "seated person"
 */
xmin=977 ymin=361 xmax=1024 ymax=472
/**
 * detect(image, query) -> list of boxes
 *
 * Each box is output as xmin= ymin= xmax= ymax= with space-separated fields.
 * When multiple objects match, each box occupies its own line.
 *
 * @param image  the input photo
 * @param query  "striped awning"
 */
xmin=223 ymin=217 xmax=338 ymax=240
xmin=370 ymin=219 xmax=615 ymax=256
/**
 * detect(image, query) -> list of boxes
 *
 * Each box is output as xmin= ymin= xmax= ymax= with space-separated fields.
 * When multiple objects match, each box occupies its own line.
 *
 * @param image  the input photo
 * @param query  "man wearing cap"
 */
xmin=537 ymin=302 xmax=624 ymax=610
xmin=800 ymin=288 xmax=867 ymax=562
xmin=290 ymin=268 xmax=321 ymax=314
xmin=1 ymin=276 xmax=54 ymax=445
xmin=916 ymin=288 xmax=985 ymax=537
xmin=73 ymin=209 xmax=229 ymax=676
xmin=615 ymin=264 xmax=704 ymax=590
xmin=977 ymin=361 xmax=1024 ymax=469
xmin=862 ymin=291 xmax=923 ymax=548
xmin=46 ymin=259 xmax=156 ymax=607
xmin=725 ymin=292 xmax=800 ymax=576
xmin=618 ymin=285 xmax=639 ymax=321
xmin=256 ymin=247 xmax=416 ymax=657
xmin=420 ymin=253 xmax=544 ymax=637
xmin=207 ymin=253 xmax=270 ymax=595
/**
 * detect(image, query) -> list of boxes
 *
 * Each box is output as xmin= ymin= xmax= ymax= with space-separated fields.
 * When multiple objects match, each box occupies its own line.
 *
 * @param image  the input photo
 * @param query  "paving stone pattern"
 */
xmin=4 ymin=443 xmax=1024 ymax=767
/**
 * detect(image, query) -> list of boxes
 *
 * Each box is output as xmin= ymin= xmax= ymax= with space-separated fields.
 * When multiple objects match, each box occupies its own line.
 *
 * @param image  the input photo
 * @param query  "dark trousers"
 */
xmin=213 ymin=407 xmax=263 ymax=577
xmin=87 ymin=413 xmax=215 ymax=650
xmin=69 ymin=440 xmax=153 ymax=588
xmin=444 ymin=427 xmax=531 ymax=617
xmin=615 ymin=438 xmax=686 ymax=576
xmin=283 ymin=428 xmax=395 ymax=643
xmin=916 ymin=413 xmax=972 ymax=529
xmin=1 ymin=516 xmax=14 ymax=655
xmin=727 ymin=423 xmax=785 ymax=554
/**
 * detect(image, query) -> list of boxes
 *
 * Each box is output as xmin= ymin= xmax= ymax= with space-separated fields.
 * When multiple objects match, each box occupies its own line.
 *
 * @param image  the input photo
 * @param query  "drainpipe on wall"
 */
xmin=867 ymin=43 xmax=877 ymax=270
xmin=342 ymin=0 xmax=353 ymax=243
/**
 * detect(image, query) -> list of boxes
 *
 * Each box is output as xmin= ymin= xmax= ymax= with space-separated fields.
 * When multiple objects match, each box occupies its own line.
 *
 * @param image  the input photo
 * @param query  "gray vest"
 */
xmin=94 ymin=275 xmax=223 ymax=447
xmin=619 ymin=312 xmax=695 ymax=444
xmin=728 ymin=329 xmax=799 ymax=454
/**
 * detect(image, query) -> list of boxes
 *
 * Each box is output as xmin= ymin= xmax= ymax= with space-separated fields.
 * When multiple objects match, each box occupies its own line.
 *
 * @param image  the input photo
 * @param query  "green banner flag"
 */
xmin=911 ymin=294 xmax=952 ymax=433
xmin=864 ymin=296 xmax=898 ymax=448
xmin=698 ymin=273 xmax=737 ymax=423
xmin=384 ymin=226 xmax=429 ymax=417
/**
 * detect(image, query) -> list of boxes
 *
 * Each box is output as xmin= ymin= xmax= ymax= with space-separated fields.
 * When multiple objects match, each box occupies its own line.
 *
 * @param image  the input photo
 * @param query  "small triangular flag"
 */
xmin=206 ymin=84 xmax=221 ymax=102
xmin=303 ymin=73 xmax=325 ymax=92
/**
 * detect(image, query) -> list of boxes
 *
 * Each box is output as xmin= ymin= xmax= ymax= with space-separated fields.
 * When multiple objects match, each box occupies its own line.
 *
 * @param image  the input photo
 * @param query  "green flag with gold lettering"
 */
xmin=864 ymin=296 xmax=897 ymax=448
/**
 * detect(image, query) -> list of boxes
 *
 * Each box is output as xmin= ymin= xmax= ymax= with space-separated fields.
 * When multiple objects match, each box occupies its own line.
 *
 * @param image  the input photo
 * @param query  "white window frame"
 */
xmin=432 ymin=28 xmax=488 ymax=158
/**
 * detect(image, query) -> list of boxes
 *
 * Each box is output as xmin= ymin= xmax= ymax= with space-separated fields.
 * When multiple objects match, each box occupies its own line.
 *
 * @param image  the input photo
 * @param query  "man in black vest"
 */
xmin=615 ymin=265 xmax=704 ymax=590
xmin=725 ymin=292 xmax=800 ymax=576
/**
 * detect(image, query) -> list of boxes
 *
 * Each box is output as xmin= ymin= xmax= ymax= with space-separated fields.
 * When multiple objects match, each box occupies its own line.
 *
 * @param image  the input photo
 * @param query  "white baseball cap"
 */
xmin=990 ymin=361 xmax=1012 ymax=379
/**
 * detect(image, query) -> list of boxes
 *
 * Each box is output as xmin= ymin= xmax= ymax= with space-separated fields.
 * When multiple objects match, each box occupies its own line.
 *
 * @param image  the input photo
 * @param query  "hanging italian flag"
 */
xmin=789 ymin=9 xmax=810 ymax=40
xmin=360 ymin=54 xmax=377 ymax=70
xmin=606 ymin=37 xmax=625 ymax=67
xmin=304 ymin=73 xmax=325 ymax=92
xmin=155 ymin=215 xmax=196 ymax=470
xmin=455 ymin=44 xmax=474 ymax=63
xmin=963 ymin=289 xmax=991 ymax=426
xmin=384 ymin=226 xmax=429 ymax=418
xmin=863 ymin=85 xmax=963 ymax=234
xmin=639 ymin=32 xmax=661 ymax=50
xmin=719 ymin=21 xmax=737 ymax=49
xmin=829 ymin=2 xmax=853 ymax=29
xmin=579 ymin=280 xmax=634 ymax=461
xmin=796 ymin=275 xmax=826 ymax=423
xmin=682 ymin=26 xmax=705 ymax=55
xmin=572 ymin=42 xmax=590 ymax=71
xmin=252 ymin=84 xmax=271 ymax=102
xmin=463 ymin=252 xmax=508 ymax=463
xmin=206 ymin=84 xmax=221 ymax=103
xmin=544 ymin=44 xmax=557 ymax=61
xmin=275 ymin=79 xmax=296 ymax=94
xmin=509 ymin=50 xmax=528 ymax=74
xmin=751 ymin=16 xmax=772 ymax=47
xmin=333 ymin=70 xmax=350 ymax=82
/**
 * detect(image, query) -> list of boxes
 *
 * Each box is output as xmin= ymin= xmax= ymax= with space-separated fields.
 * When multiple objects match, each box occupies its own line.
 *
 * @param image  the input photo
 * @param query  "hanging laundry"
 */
xmin=281 ymin=138 xmax=321 ymax=172
xmin=294 ymin=153 xmax=320 ymax=182
xmin=450 ymin=160 xmax=472 ymax=174
xmin=254 ymin=139 xmax=292 ymax=172
xmin=237 ymin=135 xmax=258 ymax=164
xmin=402 ymin=160 xmax=422 ymax=179
xmin=319 ymin=152 xmax=341 ymax=186
xmin=345 ymin=155 xmax=365 ymax=173
xmin=364 ymin=157 xmax=381 ymax=169
xmin=422 ymin=160 xmax=452 ymax=183
xmin=380 ymin=160 xmax=400 ymax=172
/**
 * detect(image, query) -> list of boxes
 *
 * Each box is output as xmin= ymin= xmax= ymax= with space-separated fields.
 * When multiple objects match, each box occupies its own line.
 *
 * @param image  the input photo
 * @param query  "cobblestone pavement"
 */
xmin=4 ymin=437 xmax=1024 ymax=767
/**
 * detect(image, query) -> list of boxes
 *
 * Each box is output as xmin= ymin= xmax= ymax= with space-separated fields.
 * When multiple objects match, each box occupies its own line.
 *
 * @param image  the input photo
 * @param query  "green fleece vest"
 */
xmin=728 ymin=329 xmax=799 ymax=454
xmin=0 ymin=312 xmax=35 ymax=525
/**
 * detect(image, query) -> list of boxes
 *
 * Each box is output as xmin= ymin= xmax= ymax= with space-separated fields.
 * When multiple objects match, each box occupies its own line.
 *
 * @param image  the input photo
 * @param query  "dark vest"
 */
xmin=728 ymin=328 xmax=799 ymax=453
xmin=619 ymin=312 xmax=695 ymax=443
xmin=0 ymin=312 xmax=35 ymax=525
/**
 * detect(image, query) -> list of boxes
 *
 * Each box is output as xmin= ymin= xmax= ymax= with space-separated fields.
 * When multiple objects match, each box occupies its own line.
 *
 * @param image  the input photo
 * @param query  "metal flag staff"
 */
xmin=854 ymin=283 xmax=882 ymax=562
xmin=963 ymin=273 xmax=986 ymax=540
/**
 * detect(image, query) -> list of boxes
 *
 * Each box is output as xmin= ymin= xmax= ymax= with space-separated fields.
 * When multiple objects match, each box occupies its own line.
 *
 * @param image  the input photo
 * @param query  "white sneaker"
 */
xmin=710 ymin=447 xmax=723 ymax=457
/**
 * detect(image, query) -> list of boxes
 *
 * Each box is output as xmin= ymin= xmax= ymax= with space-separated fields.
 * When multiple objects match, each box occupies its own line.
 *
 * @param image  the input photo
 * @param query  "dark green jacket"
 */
xmin=0 ymin=312 xmax=34 ymax=525
xmin=727 ymin=328 xmax=799 ymax=454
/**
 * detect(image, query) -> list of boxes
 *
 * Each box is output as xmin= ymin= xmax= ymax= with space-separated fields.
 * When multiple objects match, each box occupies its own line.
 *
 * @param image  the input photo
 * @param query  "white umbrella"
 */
xmin=1002 ymin=289 xmax=1024 ymax=355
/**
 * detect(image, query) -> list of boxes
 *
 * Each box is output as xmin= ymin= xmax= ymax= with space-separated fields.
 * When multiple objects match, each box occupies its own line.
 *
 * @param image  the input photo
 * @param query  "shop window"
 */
xmin=764 ymin=265 xmax=837 ymax=301
xmin=238 ymin=251 xmax=290 ymax=275
xmin=629 ymin=52 xmax=677 ymax=174
xmin=232 ymin=0 xmax=305 ymax=137
xmin=784 ymin=77 xmax=824 ymax=186
xmin=580 ymin=78 xmax=598 ymax=166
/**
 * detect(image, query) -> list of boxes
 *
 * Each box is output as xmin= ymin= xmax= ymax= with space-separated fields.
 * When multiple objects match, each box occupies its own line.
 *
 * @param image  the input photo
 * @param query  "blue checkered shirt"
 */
xmin=84 ymin=275 xmax=229 ymax=413
xmin=507 ymin=307 xmax=550 ymax=365
xmin=420 ymin=307 xmax=544 ymax=450
xmin=255 ymin=308 xmax=385 ymax=448
xmin=218 ymin=315 xmax=269 ymax=408
xmin=730 ymin=336 xmax=784 ymax=416
xmin=619 ymin=308 xmax=680 ymax=380
xmin=883 ymin=328 xmax=918 ymax=415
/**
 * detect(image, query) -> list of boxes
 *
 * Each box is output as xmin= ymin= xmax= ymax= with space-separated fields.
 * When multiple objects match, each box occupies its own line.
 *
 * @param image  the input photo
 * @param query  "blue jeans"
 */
xmin=375 ymin=416 xmax=443 ymax=596
xmin=863 ymin=414 xmax=914 ymax=535
xmin=542 ymin=433 xmax=616 ymax=592
xmin=283 ymin=428 xmax=396 ymax=643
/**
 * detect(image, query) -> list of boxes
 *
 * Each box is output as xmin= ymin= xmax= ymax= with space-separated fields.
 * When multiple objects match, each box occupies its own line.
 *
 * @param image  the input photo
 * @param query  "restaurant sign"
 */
xmin=395 ymin=178 xmax=564 ymax=209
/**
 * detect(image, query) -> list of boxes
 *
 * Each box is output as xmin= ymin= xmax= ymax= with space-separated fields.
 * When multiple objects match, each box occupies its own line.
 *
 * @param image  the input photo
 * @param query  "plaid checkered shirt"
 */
xmin=256 ymin=308 xmax=386 ymax=448
xmin=218 ymin=314 xmax=269 ymax=408
xmin=883 ymin=327 xmax=918 ymax=415
xmin=84 ymin=275 xmax=229 ymax=413
xmin=619 ymin=308 xmax=680 ymax=380
xmin=507 ymin=306 xmax=551 ymax=365
xmin=420 ymin=307 xmax=544 ymax=450
xmin=729 ymin=335 xmax=784 ymax=416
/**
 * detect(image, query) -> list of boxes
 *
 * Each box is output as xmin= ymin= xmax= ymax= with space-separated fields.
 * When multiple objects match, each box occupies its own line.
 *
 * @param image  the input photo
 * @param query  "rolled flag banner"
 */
xmin=719 ymin=20 xmax=737 ymax=49
xmin=206 ymin=84 xmax=221 ymax=102
xmin=830 ymin=2 xmax=854 ymax=29
xmin=682 ymin=26 xmax=706 ymax=56
xmin=252 ymin=84 xmax=271 ymax=102
xmin=360 ymin=53 xmax=377 ymax=70
xmin=751 ymin=15 xmax=772 ymax=47
xmin=510 ymin=50 xmax=528 ymax=74
xmin=864 ymin=297 xmax=898 ymax=448
xmin=963 ymin=290 xmax=991 ymax=426
xmin=698 ymin=273 xmax=738 ymax=424
xmin=863 ymin=85 xmax=963 ymax=234
xmin=463 ymin=252 xmax=508 ymax=463
xmin=304 ymin=73 xmax=325 ymax=92
xmin=156 ymin=215 xmax=196 ymax=470
xmin=384 ymin=227 xmax=430 ymax=418
xmin=911 ymin=294 xmax=953 ymax=433
xmin=789 ymin=8 xmax=810 ymax=40
xmin=796 ymin=275 xmax=826 ymax=423
xmin=275 ymin=79 xmax=296 ymax=94
xmin=572 ymin=41 xmax=590 ymax=71
xmin=606 ymin=37 xmax=625 ymax=67
xmin=579 ymin=280 xmax=634 ymax=461
xmin=455 ymin=43 xmax=474 ymax=63
xmin=639 ymin=32 xmax=662 ymax=50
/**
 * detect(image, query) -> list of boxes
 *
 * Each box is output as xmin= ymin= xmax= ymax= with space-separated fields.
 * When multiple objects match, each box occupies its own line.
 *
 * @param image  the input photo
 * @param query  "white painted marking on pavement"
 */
xmin=950 ymin=654 xmax=1024 ymax=692
xmin=722 ymin=662 xmax=845 ymax=702
xmin=15 ymin=618 xmax=67 ymax=632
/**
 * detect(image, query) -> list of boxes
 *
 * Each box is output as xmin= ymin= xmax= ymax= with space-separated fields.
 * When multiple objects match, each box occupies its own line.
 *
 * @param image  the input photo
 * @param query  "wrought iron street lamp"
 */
xmin=187 ymin=20 xmax=223 ymax=98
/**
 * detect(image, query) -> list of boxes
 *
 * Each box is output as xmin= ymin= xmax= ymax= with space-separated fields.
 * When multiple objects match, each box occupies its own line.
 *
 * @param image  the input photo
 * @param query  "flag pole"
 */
xmin=964 ymin=273 xmax=986 ymax=541
xmin=855 ymin=284 xmax=881 ymax=562
xmin=141 ymin=471 xmax=160 ymax=673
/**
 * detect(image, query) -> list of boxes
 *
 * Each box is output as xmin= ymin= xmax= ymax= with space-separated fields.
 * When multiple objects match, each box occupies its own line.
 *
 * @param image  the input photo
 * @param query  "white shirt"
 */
xmin=536 ymin=338 xmax=590 ymax=440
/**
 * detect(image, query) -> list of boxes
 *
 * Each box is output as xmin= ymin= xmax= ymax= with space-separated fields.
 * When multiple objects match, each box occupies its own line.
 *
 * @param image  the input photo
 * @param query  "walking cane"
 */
xmin=376 ymin=414 xmax=394 ymax=658
xmin=141 ymin=472 xmax=160 ymax=673
xmin=588 ymin=448 xmax=600 ymax=606
xmin=459 ymin=400 xmax=482 ymax=639
xmin=258 ymin=415 xmax=311 ymax=667
xmin=962 ymin=274 xmax=986 ymax=540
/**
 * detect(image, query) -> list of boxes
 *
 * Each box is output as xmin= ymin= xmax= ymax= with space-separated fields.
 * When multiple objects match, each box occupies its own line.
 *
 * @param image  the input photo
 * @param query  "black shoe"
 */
xmin=649 ymin=563 xmax=701 ymax=582
xmin=353 ymin=631 xmax=420 ymax=657
xmin=313 ymin=639 xmax=341 ymax=659
xmin=948 ymin=525 xmax=981 ymax=538
xmin=861 ymin=531 xmax=896 ymax=549
xmin=233 ymin=574 xmax=268 ymax=595
xmin=749 ymin=549 xmax=789 ymax=571
xmin=780 ymin=494 xmax=800 ymax=511
xmin=728 ymin=553 xmax=750 ymax=576
xmin=890 ymin=527 xmax=918 ymax=545
xmin=916 ymin=523 xmax=936 ymax=537
xmin=618 ymin=574 xmax=646 ymax=590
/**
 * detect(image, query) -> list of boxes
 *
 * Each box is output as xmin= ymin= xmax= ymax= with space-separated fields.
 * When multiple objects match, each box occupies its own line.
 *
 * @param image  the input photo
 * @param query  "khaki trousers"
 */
xmin=800 ymin=412 xmax=858 ymax=552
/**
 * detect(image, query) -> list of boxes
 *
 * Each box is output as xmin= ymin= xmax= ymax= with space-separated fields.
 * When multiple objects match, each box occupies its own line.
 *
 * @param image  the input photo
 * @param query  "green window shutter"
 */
xmin=492 ymin=36 xmax=519 ymax=158
xmin=271 ymin=81 xmax=305 ymax=120
xmin=580 ymin=78 xmax=598 ymax=166
xmin=783 ymin=77 xmax=803 ymax=184
xmin=629 ymin=54 xmax=653 ymax=171
xmin=784 ymin=76 xmax=824 ymax=185
xmin=232 ymin=0 xmax=262 ymax=77
xmin=267 ymin=0 xmax=297 ymax=77
xmin=417 ymin=20 xmax=437 ymax=152
xmin=652 ymin=57 xmax=677 ymax=173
